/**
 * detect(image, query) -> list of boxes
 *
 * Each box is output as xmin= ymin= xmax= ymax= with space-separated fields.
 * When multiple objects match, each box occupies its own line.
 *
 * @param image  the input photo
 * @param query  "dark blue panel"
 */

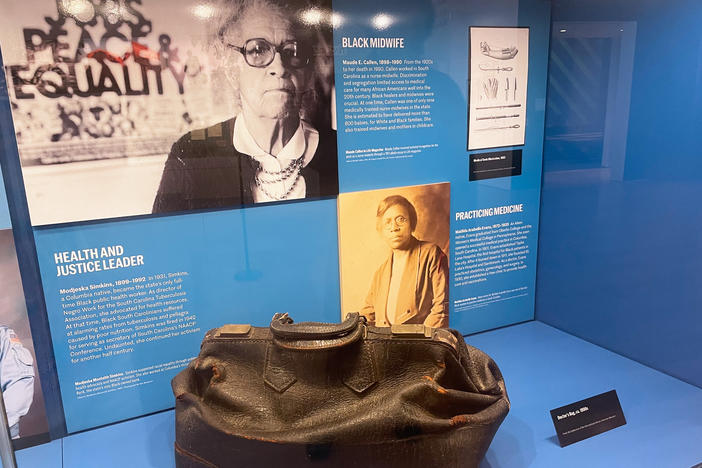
xmin=537 ymin=0 xmax=702 ymax=388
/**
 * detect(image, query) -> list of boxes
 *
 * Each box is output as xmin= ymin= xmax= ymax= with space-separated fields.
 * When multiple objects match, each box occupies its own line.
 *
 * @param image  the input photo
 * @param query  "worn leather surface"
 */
xmin=172 ymin=314 xmax=509 ymax=467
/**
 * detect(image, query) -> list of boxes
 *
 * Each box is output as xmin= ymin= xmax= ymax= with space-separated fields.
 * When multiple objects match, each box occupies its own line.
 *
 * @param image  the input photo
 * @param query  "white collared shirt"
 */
xmin=233 ymin=115 xmax=319 ymax=202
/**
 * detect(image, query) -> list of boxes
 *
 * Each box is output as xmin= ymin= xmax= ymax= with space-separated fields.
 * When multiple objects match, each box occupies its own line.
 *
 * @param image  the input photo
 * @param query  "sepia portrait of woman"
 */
xmin=360 ymin=195 xmax=449 ymax=328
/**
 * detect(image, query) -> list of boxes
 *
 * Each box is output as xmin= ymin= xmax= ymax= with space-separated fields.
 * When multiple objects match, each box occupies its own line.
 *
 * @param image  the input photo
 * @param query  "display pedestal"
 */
xmin=16 ymin=321 xmax=702 ymax=468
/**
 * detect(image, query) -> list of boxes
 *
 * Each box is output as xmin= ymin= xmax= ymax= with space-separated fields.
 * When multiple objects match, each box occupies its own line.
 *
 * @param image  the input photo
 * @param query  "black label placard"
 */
xmin=550 ymin=390 xmax=626 ymax=447
xmin=469 ymin=149 xmax=522 ymax=181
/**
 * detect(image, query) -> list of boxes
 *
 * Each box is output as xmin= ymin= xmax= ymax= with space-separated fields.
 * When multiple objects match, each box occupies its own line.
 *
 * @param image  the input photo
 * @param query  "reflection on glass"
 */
xmin=371 ymin=13 xmax=394 ymax=30
xmin=58 ymin=0 xmax=96 ymax=23
xmin=544 ymin=22 xmax=636 ymax=181
xmin=301 ymin=7 xmax=324 ymax=25
xmin=331 ymin=12 xmax=345 ymax=28
xmin=192 ymin=3 xmax=217 ymax=20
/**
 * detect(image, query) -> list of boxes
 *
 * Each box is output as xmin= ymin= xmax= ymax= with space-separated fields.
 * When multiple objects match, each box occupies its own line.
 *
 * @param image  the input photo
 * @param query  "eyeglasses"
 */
xmin=383 ymin=215 xmax=408 ymax=230
xmin=227 ymin=38 xmax=311 ymax=69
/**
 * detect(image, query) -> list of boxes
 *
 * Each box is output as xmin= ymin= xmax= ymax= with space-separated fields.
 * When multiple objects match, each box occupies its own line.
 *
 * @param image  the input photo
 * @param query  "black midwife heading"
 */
xmin=7 ymin=1 xmax=186 ymax=99
xmin=342 ymin=37 xmax=405 ymax=48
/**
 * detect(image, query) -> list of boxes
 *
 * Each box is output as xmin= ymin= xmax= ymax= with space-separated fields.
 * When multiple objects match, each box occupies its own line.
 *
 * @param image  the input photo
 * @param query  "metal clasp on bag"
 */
xmin=390 ymin=324 xmax=433 ymax=338
xmin=215 ymin=324 xmax=252 ymax=337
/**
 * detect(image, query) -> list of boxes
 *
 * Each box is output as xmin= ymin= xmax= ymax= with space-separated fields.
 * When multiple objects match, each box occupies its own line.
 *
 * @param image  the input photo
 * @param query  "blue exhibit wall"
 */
xmin=334 ymin=0 xmax=552 ymax=334
xmin=536 ymin=0 xmax=702 ymax=388
xmin=0 ymin=0 xmax=551 ymax=434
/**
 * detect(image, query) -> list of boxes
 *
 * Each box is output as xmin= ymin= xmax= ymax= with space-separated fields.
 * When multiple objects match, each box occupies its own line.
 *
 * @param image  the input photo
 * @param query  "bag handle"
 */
xmin=265 ymin=313 xmax=376 ymax=393
xmin=270 ymin=313 xmax=365 ymax=350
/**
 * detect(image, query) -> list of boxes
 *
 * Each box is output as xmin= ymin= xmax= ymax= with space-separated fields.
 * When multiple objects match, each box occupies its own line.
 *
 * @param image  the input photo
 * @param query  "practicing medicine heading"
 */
xmin=455 ymin=204 xmax=524 ymax=220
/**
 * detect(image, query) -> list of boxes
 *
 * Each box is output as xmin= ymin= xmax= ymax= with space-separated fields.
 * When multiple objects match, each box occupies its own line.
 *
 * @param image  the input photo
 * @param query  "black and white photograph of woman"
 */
xmin=153 ymin=0 xmax=338 ymax=213
xmin=1 ymin=0 xmax=337 ymax=225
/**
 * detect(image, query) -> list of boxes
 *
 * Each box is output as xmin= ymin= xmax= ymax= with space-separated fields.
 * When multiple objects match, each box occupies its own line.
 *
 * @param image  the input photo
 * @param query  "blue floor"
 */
xmin=14 ymin=321 xmax=702 ymax=467
xmin=470 ymin=322 xmax=702 ymax=467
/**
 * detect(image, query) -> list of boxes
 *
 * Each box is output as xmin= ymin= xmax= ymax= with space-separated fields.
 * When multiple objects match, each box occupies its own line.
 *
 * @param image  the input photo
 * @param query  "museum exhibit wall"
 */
xmin=0 ymin=0 xmax=551 ymax=440
xmin=536 ymin=0 xmax=702 ymax=388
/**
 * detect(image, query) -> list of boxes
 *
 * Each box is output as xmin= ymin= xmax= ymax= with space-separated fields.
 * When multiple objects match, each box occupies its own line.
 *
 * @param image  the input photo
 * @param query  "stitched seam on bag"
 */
xmin=205 ymin=339 xmax=270 ymax=343
xmin=174 ymin=442 xmax=218 ymax=468
xmin=303 ymin=421 xmax=499 ymax=447
xmin=194 ymin=422 xmax=502 ymax=448
xmin=203 ymin=338 xmax=460 ymax=358
xmin=366 ymin=338 xmax=498 ymax=395
xmin=365 ymin=338 xmax=460 ymax=358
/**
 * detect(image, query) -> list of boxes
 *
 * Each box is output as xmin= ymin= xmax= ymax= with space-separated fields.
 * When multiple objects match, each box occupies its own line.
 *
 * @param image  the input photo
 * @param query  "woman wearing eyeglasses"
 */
xmin=360 ymin=195 xmax=449 ymax=328
xmin=153 ymin=0 xmax=337 ymax=213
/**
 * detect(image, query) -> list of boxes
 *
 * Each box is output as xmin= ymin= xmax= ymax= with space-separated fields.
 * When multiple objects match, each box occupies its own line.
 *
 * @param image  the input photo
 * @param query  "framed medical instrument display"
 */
xmin=468 ymin=27 xmax=529 ymax=150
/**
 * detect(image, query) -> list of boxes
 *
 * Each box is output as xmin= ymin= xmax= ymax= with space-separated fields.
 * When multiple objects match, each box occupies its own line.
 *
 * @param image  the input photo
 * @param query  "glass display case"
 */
xmin=0 ymin=0 xmax=700 ymax=466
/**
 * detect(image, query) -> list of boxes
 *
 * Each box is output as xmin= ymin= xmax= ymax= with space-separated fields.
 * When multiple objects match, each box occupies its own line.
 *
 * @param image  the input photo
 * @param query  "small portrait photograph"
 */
xmin=338 ymin=183 xmax=451 ymax=328
xmin=0 ymin=0 xmax=337 ymax=225
xmin=0 ymin=229 xmax=49 ymax=448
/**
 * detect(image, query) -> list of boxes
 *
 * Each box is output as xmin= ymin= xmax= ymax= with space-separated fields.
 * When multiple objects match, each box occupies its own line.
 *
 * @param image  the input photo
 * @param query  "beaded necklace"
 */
xmin=253 ymin=155 xmax=305 ymax=200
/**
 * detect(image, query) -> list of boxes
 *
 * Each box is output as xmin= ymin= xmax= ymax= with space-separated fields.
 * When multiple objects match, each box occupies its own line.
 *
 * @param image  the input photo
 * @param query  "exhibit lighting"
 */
xmin=559 ymin=28 xmax=567 ymax=33
xmin=58 ymin=0 xmax=95 ymax=23
xmin=192 ymin=3 xmax=216 ymax=20
xmin=331 ymin=12 xmax=345 ymax=28
xmin=372 ymin=13 xmax=394 ymax=30
xmin=102 ymin=0 xmax=122 ymax=24
xmin=301 ymin=8 xmax=324 ymax=25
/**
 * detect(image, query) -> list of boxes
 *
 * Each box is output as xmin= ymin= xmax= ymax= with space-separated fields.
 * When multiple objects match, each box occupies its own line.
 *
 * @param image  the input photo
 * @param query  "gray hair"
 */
xmin=210 ymin=0 xmax=319 ymax=46
xmin=208 ymin=0 xmax=334 ymax=128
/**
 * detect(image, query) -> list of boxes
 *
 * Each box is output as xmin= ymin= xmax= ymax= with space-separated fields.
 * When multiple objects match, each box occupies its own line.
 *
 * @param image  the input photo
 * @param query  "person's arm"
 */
xmin=0 ymin=331 xmax=35 ymax=434
xmin=424 ymin=248 xmax=449 ymax=328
